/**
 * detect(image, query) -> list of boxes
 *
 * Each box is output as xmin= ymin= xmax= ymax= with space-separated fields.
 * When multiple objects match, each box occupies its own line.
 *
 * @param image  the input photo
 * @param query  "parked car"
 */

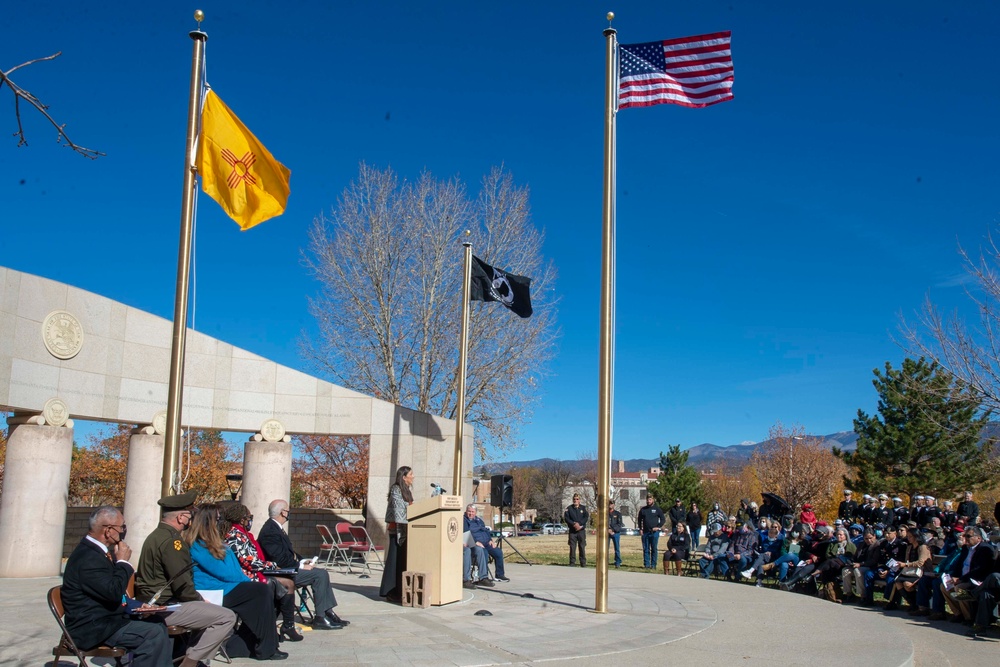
xmin=541 ymin=523 xmax=568 ymax=535
xmin=621 ymin=527 xmax=640 ymax=536
xmin=517 ymin=520 xmax=535 ymax=532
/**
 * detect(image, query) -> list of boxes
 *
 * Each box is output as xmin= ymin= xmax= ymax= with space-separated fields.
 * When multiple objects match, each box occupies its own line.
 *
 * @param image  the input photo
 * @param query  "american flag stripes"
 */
xmin=618 ymin=31 xmax=734 ymax=110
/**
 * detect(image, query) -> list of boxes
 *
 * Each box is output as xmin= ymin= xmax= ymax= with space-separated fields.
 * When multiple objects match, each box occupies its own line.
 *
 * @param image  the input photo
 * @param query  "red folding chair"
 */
xmin=334 ymin=522 xmax=363 ymax=574
xmin=348 ymin=524 xmax=385 ymax=576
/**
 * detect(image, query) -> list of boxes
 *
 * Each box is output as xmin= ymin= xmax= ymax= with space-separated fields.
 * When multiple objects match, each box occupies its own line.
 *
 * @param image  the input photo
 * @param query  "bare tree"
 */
xmin=750 ymin=422 xmax=847 ymax=515
xmin=303 ymin=164 xmax=559 ymax=457
xmin=2 ymin=53 xmax=103 ymax=158
xmin=533 ymin=461 xmax=574 ymax=522
xmin=904 ymin=235 xmax=1000 ymax=416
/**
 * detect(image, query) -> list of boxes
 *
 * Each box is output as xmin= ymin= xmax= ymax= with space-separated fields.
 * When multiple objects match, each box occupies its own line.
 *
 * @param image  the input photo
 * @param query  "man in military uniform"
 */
xmin=891 ymin=497 xmax=909 ymax=527
xmin=136 ymin=492 xmax=236 ymax=667
xmin=838 ymin=490 xmax=859 ymax=524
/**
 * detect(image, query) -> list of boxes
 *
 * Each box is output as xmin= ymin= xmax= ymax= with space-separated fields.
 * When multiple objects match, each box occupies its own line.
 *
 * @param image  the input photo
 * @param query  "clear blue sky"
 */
xmin=4 ymin=2 xmax=999 ymax=462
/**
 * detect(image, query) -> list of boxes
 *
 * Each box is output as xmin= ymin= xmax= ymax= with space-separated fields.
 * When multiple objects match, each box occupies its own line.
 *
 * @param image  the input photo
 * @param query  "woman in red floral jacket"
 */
xmin=222 ymin=503 xmax=303 ymax=642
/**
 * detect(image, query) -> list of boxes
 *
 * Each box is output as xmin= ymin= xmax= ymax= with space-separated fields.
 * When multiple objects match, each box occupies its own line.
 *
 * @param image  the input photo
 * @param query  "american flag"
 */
xmin=618 ymin=31 xmax=734 ymax=110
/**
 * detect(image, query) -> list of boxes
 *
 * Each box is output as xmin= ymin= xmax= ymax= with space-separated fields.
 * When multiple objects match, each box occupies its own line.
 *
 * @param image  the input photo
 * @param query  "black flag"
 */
xmin=469 ymin=255 xmax=533 ymax=318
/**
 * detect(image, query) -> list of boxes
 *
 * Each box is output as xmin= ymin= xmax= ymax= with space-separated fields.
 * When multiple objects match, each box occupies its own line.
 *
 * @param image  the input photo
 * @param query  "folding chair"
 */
xmin=48 ymin=585 xmax=129 ymax=667
xmin=295 ymin=585 xmax=315 ymax=624
xmin=316 ymin=524 xmax=338 ymax=566
xmin=334 ymin=522 xmax=363 ymax=574
xmin=348 ymin=525 xmax=385 ymax=576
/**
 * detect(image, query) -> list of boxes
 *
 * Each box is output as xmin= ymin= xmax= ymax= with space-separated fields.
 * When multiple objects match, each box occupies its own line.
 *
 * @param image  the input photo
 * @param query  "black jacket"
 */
xmin=950 ymin=543 xmax=996 ymax=583
xmin=668 ymin=504 xmax=687 ymax=528
xmin=838 ymin=500 xmax=859 ymax=523
xmin=563 ymin=505 xmax=590 ymax=533
xmin=686 ymin=510 xmax=703 ymax=530
xmin=667 ymin=532 xmax=690 ymax=555
xmin=607 ymin=510 xmax=624 ymax=534
xmin=637 ymin=504 xmax=665 ymax=534
xmin=61 ymin=537 xmax=135 ymax=651
xmin=256 ymin=518 xmax=302 ymax=568
xmin=957 ymin=500 xmax=980 ymax=524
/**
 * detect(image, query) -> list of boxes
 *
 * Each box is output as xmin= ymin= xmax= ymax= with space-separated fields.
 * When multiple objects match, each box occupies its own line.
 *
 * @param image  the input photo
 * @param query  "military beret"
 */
xmin=157 ymin=491 xmax=197 ymax=510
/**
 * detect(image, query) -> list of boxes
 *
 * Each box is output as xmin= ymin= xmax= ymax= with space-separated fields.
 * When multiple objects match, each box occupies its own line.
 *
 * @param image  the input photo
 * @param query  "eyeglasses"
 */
xmin=105 ymin=524 xmax=127 ymax=534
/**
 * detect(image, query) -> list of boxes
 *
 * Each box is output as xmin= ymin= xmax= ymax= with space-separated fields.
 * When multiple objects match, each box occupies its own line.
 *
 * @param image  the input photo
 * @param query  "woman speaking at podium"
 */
xmin=380 ymin=466 xmax=414 ymax=602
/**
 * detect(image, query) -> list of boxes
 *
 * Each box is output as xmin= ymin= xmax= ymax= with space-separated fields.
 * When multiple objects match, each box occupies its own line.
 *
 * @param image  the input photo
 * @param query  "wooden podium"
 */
xmin=406 ymin=494 xmax=463 ymax=606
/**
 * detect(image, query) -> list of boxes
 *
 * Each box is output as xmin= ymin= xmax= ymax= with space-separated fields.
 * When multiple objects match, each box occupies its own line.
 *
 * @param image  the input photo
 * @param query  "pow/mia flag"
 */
xmin=470 ymin=255 xmax=533 ymax=318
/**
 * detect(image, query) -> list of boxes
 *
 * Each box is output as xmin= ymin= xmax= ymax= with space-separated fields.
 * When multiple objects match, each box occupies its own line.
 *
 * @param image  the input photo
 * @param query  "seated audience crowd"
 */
xmin=692 ymin=490 xmax=1000 ymax=638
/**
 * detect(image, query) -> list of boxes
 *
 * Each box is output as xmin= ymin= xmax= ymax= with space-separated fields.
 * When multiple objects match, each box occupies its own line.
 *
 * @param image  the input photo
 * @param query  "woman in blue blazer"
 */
xmin=187 ymin=504 xmax=286 ymax=661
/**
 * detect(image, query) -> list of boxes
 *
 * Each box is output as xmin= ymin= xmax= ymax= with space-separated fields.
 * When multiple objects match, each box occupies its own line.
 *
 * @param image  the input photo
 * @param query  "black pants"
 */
xmin=568 ymin=531 xmax=587 ymax=566
xmin=379 ymin=535 xmax=407 ymax=599
xmin=223 ymin=582 xmax=279 ymax=660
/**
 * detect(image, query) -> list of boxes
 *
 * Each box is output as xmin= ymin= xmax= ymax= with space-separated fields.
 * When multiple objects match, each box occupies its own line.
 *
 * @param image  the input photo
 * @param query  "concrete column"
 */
xmin=122 ymin=429 xmax=165 ymax=567
xmin=0 ymin=423 xmax=73 ymax=577
xmin=242 ymin=439 xmax=292 ymax=532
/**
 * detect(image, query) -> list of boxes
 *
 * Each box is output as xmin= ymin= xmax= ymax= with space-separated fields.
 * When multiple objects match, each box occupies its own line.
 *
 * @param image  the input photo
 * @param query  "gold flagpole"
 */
xmin=453 ymin=239 xmax=474 ymax=495
xmin=162 ymin=11 xmax=208 ymax=496
xmin=594 ymin=13 xmax=618 ymax=614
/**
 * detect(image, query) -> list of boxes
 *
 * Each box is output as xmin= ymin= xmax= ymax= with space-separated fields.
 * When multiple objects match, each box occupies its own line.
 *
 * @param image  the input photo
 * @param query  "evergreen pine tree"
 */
xmin=647 ymin=444 xmax=706 ymax=508
xmin=836 ymin=357 xmax=993 ymax=499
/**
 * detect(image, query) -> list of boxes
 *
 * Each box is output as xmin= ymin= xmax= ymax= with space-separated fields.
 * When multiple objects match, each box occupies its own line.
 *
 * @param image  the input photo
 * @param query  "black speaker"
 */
xmin=491 ymin=474 xmax=513 ymax=507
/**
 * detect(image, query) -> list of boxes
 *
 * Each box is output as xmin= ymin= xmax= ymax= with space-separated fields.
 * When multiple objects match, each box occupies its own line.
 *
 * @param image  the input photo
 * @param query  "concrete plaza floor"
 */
xmin=2 ymin=562 xmax=997 ymax=667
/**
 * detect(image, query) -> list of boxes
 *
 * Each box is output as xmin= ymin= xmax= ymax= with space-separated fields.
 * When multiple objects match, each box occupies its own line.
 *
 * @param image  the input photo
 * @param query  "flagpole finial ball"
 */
xmin=194 ymin=9 xmax=204 ymax=22
xmin=607 ymin=12 xmax=614 ymax=22
xmin=464 ymin=229 xmax=471 ymax=237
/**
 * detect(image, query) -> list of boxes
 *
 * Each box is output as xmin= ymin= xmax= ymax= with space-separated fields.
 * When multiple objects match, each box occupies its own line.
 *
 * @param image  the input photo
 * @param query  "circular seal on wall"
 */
xmin=42 ymin=310 xmax=84 ymax=360
xmin=152 ymin=410 xmax=167 ymax=435
xmin=260 ymin=419 xmax=286 ymax=443
xmin=447 ymin=516 xmax=460 ymax=543
xmin=43 ymin=397 xmax=70 ymax=427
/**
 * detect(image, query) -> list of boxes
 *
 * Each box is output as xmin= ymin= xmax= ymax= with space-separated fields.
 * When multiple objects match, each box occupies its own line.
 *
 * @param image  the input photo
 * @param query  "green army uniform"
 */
xmin=135 ymin=522 xmax=199 ymax=602
xmin=133 ymin=491 xmax=237 ymax=663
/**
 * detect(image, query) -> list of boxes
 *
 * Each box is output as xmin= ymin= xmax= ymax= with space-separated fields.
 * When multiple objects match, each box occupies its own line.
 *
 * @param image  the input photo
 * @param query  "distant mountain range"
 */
xmin=486 ymin=431 xmax=860 ymax=474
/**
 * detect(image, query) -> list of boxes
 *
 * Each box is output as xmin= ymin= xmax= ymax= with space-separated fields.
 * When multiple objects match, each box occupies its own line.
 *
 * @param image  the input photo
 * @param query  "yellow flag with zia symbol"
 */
xmin=197 ymin=89 xmax=291 ymax=230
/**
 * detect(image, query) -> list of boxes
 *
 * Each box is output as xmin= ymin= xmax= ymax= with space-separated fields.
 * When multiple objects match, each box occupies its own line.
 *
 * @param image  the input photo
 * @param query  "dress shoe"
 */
xmin=263 ymin=650 xmax=288 ymax=661
xmin=279 ymin=624 xmax=304 ymax=642
xmin=463 ymin=580 xmax=476 ymax=589
xmin=477 ymin=578 xmax=495 ymax=587
xmin=311 ymin=617 xmax=342 ymax=630
xmin=325 ymin=611 xmax=350 ymax=626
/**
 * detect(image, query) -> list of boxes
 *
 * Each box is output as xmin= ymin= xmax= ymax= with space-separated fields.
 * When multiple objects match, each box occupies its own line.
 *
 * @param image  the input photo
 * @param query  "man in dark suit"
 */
xmin=257 ymin=498 xmax=348 ymax=629
xmin=62 ymin=506 xmax=171 ymax=667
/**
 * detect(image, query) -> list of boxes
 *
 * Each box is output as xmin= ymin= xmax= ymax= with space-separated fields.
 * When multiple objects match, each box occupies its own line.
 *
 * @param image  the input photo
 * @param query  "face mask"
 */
xmin=246 ymin=518 xmax=253 ymax=532
xmin=107 ymin=525 xmax=127 ymax=544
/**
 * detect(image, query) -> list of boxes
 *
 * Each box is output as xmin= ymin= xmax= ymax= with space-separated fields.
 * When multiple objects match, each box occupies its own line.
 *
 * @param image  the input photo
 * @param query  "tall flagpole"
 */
xmin=453 ymin=239 xmax=474 ymax=495
xmin=162 ymin=13 xmax=208 ymax=496
xmin=594 ymin=14 xmax=618 ymax=614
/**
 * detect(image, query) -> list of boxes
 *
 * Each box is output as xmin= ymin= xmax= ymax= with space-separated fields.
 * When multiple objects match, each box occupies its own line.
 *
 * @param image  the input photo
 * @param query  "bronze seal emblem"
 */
xmin=447 ymin=517 xmax=460 ymax=542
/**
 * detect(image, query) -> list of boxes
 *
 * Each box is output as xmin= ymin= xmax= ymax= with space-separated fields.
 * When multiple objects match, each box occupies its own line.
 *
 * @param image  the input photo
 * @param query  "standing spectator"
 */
xmin=664 ymin=522 xmax=690 ymax=575
xmin=686 ymin=503 xmax=703 ymax=551
xmin=858 ymin=494 xmax=874 ymax=525
xmin=839 ymin=490 xmax=859 ymax=524
xmin=957 ymin=491 xmax=980 ymax=526
xmin=563 ymin=494 xmax=590 ymax=567
xmin=698 ymin=524 xmax=731 ymax=579
xmin=637 ymin=495 xmax=666 ymax=570
xmin=607 ymin=500 xmax=624 ymax=569
xmin=891 ymin=497 xmax=909 ymax=527
xmin=922 ymin=496 xmax=942 ymax=526
xmin=871 ymin=494 xmax=893 ymax=527
xmin=707 ymin=502 xmax=726 ymax=529
xmin=736 ymin=499 xmax=753 ymax=526
xmin=668 ymin=499 xmax=686 ymax=534
xmin=940 ymin=501 xmax=957 ymax=529
xmin=912 ymin=495 xmax=926 ymax=527
xmin=799 ymin=504 xmax=817 ymax=531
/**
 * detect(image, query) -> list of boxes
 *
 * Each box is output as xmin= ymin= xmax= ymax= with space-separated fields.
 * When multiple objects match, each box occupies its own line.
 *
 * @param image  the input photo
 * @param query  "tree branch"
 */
xmin=2 ymin=52 xmax=104 ymax=159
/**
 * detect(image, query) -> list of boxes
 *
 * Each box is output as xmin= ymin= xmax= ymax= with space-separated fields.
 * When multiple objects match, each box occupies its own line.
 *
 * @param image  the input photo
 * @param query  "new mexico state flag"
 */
xmin=197 ymin=89 xmax=291 ymax=231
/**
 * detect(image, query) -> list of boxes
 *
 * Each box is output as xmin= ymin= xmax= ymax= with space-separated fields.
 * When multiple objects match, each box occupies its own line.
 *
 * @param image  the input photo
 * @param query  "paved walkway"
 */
xmin=2 ymin=563 xmax=997 ymax=666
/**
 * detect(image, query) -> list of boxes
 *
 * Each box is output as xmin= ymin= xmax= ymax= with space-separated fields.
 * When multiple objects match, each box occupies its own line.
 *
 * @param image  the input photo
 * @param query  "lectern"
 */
xmin=406 ymin=494 xmax=463 ymax=605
